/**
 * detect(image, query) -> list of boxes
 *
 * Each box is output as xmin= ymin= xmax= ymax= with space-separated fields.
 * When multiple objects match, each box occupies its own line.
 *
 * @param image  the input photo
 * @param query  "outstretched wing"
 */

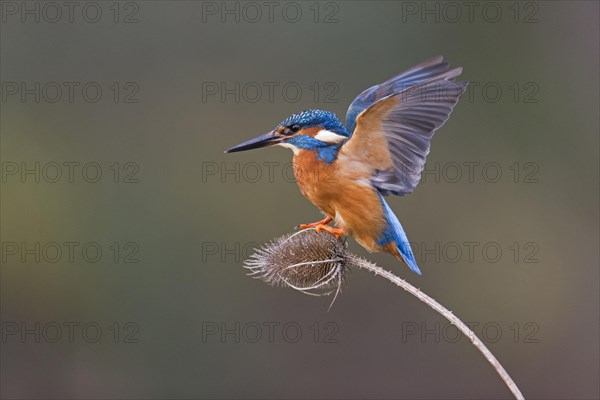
xmin=340 ymin=67 xmax=467 ymax=196
xmin=345 ymin=56 xmax=455 ymax=134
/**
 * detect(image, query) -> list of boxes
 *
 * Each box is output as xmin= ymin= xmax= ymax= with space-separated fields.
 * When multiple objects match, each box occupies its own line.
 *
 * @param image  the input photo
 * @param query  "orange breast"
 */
xmin=293 ymin=150 xmax=387 ymax=252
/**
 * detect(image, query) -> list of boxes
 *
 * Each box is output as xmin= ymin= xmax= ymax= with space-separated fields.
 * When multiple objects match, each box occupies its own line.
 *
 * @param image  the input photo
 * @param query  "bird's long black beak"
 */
xmin=225 ymin=131 xmax=282 ymax=153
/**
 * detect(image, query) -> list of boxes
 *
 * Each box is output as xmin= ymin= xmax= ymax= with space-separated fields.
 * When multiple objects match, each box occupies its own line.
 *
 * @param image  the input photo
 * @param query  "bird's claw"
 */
xmin=315 ymin=224 xmax=345 ymax=238
xmin=295 ymin=222 xmax=318 ymax=230
xmin=295 ymin=216 xmax=333 ymax=230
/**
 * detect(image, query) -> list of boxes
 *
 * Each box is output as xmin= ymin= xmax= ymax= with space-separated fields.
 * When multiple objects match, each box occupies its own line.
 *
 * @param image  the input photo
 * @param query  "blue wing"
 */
xmin=340 ymin=62 xmax=467 ymax=196
xmin=345 ymin=56 xmax=456 ymax=134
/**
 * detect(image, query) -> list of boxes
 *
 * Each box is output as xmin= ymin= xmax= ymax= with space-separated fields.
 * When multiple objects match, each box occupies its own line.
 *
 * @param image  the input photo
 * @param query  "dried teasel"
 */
xmin=244 ymin=229 xmax=362 ymax=303
xmin=242 ymin=228 xmax=524 ymax=399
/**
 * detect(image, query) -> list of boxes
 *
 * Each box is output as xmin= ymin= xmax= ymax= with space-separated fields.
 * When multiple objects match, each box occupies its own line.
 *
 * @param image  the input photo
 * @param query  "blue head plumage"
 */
xmin=275 ymin=110 xmax=349 ymax=164
xmin=276 ymin=110 xmax=349 ymax=137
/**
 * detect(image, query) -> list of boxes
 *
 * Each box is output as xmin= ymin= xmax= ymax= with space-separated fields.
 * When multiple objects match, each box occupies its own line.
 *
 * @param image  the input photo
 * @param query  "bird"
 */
xmin=225 ymin=56 xmax=468 ymax=274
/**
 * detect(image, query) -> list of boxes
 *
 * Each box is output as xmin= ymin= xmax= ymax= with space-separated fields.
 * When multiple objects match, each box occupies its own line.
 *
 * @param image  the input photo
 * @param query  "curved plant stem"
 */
xmin=349 ymin=255 xmax=525 ymax=400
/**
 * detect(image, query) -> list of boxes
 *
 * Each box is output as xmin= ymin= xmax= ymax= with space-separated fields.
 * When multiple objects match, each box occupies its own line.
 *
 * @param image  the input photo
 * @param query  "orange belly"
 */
xmin=293 ymin=150 xmax=387 ymax=252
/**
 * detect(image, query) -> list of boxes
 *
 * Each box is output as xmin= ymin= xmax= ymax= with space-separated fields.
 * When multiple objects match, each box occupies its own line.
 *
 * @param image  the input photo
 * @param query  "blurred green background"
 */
xmin=1 ymin=1 xmax=598 ymax=399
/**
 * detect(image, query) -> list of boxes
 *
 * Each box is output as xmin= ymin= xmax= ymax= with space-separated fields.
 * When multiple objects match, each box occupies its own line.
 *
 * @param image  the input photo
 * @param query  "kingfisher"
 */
xmin=226 ymin=56 xmax=467 ymax=274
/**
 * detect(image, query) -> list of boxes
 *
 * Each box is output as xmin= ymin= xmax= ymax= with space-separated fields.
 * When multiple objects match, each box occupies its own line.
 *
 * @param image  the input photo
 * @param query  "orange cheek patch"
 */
xmin=298 ymin=126 xmax=322 ymax=138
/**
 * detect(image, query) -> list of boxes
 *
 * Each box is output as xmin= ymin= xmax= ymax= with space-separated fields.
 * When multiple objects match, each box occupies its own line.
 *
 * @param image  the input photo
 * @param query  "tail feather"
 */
xmin=377 ymin=194 xmax=422 ymax=275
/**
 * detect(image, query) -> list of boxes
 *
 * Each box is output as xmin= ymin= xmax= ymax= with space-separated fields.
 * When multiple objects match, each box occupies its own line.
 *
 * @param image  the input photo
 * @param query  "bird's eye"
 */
xmin=282 ymin=124 xmax=301 ymax=136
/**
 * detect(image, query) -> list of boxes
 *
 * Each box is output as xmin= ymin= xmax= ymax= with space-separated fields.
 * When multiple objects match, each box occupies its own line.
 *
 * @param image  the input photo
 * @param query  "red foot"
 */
xmin=315 ymin=224 xmax=345 ymax=239
xmin=295 ymin=216 xmax=332 ymax=230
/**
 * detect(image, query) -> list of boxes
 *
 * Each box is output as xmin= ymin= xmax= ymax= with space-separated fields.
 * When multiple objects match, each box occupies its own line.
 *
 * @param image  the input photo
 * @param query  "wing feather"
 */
xmin=340 ymin=68 xmax=467 ymax=196
xmin=345 ymin=56 xmax=461 ymax=133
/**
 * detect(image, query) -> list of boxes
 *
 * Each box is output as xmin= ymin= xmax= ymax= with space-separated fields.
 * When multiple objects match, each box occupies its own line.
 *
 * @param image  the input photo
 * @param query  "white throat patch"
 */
xmin=277 ymin=142 xmax=300 ymax=155
xmin=314 ymin=129 xmax=346 ymax=144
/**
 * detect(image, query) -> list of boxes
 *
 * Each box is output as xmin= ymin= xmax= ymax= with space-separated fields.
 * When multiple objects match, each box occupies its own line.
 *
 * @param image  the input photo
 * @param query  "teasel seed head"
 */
xmin=244 ymin=229 xmax=360 ymax=304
